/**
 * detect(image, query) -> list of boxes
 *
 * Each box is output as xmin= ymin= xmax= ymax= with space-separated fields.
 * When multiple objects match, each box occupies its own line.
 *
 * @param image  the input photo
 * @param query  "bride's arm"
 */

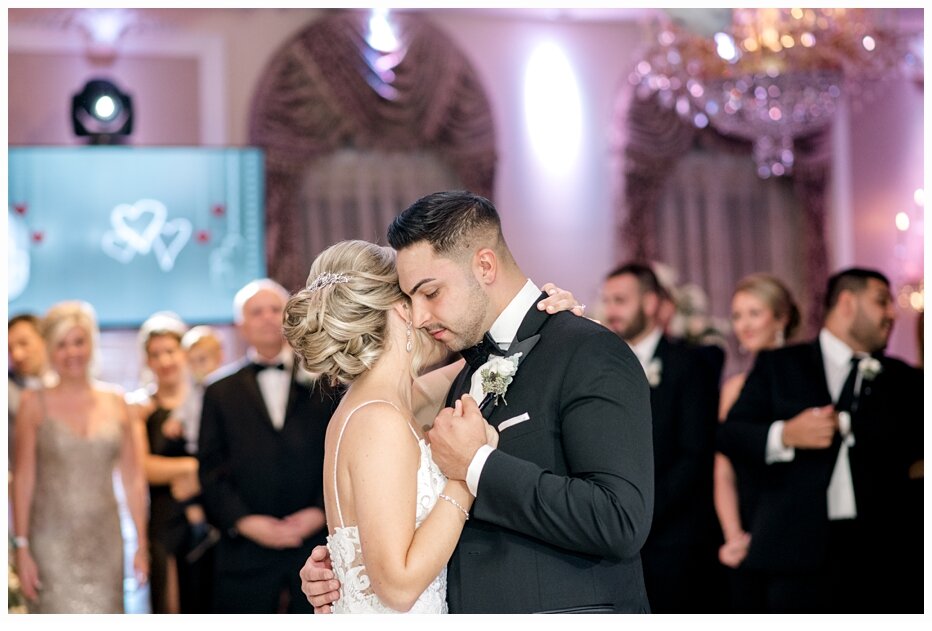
xmin=344 ymin=405 xmax=472 ymax=612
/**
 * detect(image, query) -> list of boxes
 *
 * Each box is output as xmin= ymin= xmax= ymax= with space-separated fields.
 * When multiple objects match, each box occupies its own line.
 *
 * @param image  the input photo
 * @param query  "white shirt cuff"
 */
xmin=466 ymin=444 xmax=495 ymax=497
xmin=766 ymin=420 xmax=795 ymax=464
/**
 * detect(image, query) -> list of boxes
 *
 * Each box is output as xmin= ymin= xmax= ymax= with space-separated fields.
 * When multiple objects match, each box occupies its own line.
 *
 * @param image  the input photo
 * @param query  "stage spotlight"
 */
xmin=72 ymin=78 xmax=133 ymax=143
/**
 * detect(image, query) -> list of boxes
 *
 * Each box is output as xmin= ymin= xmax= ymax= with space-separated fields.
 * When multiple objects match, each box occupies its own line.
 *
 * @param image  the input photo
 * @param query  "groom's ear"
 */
xmin=473 ymin=248 xmax=498 ymax=285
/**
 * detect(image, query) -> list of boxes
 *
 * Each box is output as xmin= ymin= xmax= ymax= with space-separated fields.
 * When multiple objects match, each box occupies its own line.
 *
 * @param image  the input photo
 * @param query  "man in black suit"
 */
xmin=600 ymin=263 xmax=723 ymax=613
xmin=198 ymin=279 xmax=341 ymax=613
xmin=717 ymin=268 xmax=923 ymax=613
xmin=303 ymin=191 xmax=654 ymax=613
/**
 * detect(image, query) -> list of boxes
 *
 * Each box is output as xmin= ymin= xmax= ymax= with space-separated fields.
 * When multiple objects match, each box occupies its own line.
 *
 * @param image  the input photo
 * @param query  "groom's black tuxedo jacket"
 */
xmin=717 ymin=340 xmax=922 ymax=575
xmin=445 ymin=296 xmax=654 ymax=613
xmin=198 ymin=358 xmax=341 ymax=576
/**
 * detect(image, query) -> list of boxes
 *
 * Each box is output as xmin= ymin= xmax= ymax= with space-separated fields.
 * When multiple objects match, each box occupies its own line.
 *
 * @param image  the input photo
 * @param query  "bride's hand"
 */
xmin=538 ymin=282 xmax=586 ymax=317
xmin=483 ymin=420 xmax=499 ymax=448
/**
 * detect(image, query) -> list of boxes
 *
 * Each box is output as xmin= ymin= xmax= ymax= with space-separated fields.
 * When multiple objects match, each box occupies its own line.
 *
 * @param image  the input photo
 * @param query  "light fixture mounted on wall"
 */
xmin=72 ymin=78 xmax=133 ymax=144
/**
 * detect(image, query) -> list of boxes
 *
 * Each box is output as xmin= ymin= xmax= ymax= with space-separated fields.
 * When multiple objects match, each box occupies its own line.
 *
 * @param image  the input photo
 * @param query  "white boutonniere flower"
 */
xmin=646 ymin=357 xmax=662 ymax=387
xmin=858 ymin=356 xmax=882 ymax=381
xmin=480 ymin=353 xmax=523 ymax=407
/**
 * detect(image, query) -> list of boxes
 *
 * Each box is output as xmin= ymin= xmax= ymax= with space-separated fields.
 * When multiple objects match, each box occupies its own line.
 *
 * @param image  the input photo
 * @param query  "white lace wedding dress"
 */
xmin=327 ymin=400 xmax=449 ymax=613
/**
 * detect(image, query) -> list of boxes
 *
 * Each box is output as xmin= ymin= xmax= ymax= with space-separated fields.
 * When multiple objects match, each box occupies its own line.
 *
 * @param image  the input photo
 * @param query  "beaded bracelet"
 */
xmin=438 ymin=494 xmax=469 ymax=520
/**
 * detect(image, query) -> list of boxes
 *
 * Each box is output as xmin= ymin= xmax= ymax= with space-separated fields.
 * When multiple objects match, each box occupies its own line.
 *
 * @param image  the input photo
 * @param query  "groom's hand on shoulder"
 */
xmin=428 ymin=395 xmax=487 ymax=481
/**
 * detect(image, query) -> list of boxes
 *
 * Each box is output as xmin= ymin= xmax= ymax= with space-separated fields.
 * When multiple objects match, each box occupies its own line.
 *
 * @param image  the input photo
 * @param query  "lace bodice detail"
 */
xmin=327 ymin=400 xmax=448 ymax=614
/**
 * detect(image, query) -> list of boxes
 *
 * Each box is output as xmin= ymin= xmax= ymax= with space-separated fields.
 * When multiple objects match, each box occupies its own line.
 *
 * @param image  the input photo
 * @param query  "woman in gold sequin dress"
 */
xmin=11 ymin=301 xmax=149 ymax=613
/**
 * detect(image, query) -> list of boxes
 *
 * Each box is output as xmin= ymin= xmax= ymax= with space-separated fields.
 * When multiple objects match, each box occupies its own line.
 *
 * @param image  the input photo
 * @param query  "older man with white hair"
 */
xmin=198 ymin=278 xmax=342 ymax=613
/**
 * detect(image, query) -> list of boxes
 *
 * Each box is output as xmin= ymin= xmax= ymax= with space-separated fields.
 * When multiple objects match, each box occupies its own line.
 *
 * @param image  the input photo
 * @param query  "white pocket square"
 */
xmin=498 ymin=412 xmax=531 ymax=432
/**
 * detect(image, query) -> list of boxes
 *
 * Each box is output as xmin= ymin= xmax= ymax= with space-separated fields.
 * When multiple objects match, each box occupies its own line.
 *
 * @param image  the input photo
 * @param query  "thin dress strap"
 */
xmin=332 ymin=400 xmax=420 ymax=528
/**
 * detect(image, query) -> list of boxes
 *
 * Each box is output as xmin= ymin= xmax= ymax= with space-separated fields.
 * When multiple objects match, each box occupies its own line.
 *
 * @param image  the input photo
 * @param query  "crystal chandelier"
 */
xmin=631 ymin=9 xmax=913 ymax=178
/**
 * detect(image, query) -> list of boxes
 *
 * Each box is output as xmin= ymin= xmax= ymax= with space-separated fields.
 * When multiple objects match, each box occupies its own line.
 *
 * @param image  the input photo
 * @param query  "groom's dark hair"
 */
xmin=824 ymin=267 xmax=890 ymax=311
xmin=387 ymin=190 xmax=506 ymax=258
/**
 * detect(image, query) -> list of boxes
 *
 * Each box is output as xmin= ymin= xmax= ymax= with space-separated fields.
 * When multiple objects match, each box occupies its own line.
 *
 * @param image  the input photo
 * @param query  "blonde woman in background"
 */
xmin=12 ymin=301 xmax=148 ymax=613
xmin=714 ymin=274 xmax=800 ymax=608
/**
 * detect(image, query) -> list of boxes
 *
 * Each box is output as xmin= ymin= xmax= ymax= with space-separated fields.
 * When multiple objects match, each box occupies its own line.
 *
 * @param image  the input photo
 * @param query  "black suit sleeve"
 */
xmin=198 ymin=381 xmax=252 ymax=532
xmin=472 ymin=330 xmax=654 ymax=561
xmin=717 ymin=350 xmax=777 ymax=468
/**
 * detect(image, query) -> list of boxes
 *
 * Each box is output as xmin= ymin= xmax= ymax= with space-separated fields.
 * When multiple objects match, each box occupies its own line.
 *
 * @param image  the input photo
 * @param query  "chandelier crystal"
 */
xmin=631 ymin=8 xmax=915 ymax=178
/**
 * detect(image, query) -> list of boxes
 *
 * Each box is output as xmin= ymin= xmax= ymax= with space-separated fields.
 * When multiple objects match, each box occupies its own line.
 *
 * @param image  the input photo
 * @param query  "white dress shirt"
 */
xmin=627 ymin=326 xmax=663 ymax=376
xmin=465 ymin=279 xmax=541 ymax=496
xmin=765 ymin=328 xmax=862 ymax=519
xmin=247 ymin=346 xmax=293 ymax=430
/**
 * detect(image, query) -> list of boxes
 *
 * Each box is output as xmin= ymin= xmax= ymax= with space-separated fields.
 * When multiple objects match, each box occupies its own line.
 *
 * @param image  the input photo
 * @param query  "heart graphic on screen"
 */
xmin=101 ymin=230 xmax=137 ymax=264
xmin=152 ymin=218 xmax=193 ymax=272
xmin=111 ymin=199 xmax=167 ymax=255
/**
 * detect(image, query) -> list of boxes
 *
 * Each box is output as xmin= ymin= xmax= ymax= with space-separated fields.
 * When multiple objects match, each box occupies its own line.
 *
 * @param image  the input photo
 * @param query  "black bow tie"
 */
xmin=460 ymin=332 xmax=505 ymax=371
xmin=252 ymin=361 xmax=286 ymax=373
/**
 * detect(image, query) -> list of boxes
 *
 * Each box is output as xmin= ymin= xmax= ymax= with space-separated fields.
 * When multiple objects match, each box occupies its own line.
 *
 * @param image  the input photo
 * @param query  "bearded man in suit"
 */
xmin=198 ymin=279 xmax=341 ymax=613
xmin=717 ymin=268 xmax=923 ymax=613
xmin=600 ymin=262 xmax=724 ymax=613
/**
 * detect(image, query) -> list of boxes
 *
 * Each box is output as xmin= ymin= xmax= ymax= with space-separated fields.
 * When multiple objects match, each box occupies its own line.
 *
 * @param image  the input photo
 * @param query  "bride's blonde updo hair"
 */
xmin=284 ymin=240 xmax=430 ymax=385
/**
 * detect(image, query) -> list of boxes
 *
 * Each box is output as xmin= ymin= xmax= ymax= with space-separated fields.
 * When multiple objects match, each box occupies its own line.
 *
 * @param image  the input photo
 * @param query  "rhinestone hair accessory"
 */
xmin=307 ymin=272 xmax=351 ymax=293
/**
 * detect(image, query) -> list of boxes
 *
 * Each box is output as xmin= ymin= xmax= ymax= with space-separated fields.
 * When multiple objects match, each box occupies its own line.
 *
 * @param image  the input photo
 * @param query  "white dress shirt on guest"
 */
xmin=627 ymin=326 xmax=663 ymax=377
xmin=765 ymin=328 xmax=862 ymax=520
xmin=247 ymin=346 xmax=293 ymax=430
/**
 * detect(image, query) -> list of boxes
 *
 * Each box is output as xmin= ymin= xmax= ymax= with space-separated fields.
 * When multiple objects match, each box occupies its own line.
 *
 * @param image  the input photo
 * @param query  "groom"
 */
xmin=303 ymin=191 xmax=654 ymax=613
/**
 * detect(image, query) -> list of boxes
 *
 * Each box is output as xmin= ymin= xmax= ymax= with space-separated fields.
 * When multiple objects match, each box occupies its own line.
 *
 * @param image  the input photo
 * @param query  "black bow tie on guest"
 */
xmin=461 ymin=332 xmax=506 ymax=371
xmin=252 ymin=361 xmax=286 ymax=373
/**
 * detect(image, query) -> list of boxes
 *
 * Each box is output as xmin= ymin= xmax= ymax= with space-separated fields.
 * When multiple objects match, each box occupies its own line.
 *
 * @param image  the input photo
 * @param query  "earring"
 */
xmin=406 ymin=321 xmax=413 ymax=353
xmin=774 ymin=329 xmax=786 ymax=348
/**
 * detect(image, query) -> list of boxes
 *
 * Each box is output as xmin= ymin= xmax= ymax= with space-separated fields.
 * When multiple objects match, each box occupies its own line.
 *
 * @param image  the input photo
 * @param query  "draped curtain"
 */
xmin=249 ymin=10 xmax=496 ymax=290
xmin=616 ymin=94 xmax=832 ymax=376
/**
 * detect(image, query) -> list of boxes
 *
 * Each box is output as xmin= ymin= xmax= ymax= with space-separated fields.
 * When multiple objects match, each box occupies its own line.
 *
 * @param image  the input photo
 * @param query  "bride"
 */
xmin=282 ymin=240 xmax=580 ymax=613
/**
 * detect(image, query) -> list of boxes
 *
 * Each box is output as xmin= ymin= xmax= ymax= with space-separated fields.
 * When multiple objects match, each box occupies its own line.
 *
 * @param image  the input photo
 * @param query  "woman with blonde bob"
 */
xmin=283 ymin=240 xmax=580 ymax=613
xmin=12 ymin=300 xmax=149 ymax=613
xmin=714 ymin=273 xmax=800 ymax=610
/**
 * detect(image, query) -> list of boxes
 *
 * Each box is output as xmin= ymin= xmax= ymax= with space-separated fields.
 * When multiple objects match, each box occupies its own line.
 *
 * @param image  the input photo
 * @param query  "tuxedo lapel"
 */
xmin=283 ymin=364 xmax=300 ymax=428
xmin=239 ymin=365 xmax=277 ymax=429
xmin=806 ymin=340 xmax=833 ymax=404
xmin=482 ymin=295 xmax=549 ymax=424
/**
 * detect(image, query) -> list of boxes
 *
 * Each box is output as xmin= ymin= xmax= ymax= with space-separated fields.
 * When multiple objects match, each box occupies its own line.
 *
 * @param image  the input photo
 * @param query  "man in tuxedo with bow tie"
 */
xmin=717 ymin=268 xmax=923 ymax=612
xmin=198 ymin=279 xmax=341 ymax=612
xmin=600 ymin=263 xmax=724 ymax=613
xmin=302 ymin=191 xmax=654 ymax=613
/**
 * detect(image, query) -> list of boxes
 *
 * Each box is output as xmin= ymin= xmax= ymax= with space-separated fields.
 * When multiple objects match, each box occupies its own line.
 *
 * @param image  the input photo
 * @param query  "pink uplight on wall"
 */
xmin=523 ymin=40 xmax=582 ymax=176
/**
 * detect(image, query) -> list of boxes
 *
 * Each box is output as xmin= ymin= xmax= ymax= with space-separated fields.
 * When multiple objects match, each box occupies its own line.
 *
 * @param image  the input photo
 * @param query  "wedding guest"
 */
xmin=179 ymin=325 xmax=225 ymax=454
xmin=8 ymin=314 xmax=56 ymax=467
xmin=198 ymin=279 xmax=342 ymax=613
xmin=718 ymin=268 xmax=923 ymax=612
xmin=713 ymin=274 xmax=799 ymax=610
xmin=11 ymin=301 xmax=148 ymax=613
xmin=183 ymin=325 xmax=224 ymax=384
xmin=129 ymin=312 xmax=216 ymax=613
xmin=600 ymin=262 xmax=722 ymax=613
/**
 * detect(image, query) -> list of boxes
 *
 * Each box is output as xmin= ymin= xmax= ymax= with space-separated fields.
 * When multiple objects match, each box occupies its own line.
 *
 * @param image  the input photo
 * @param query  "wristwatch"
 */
xmin=12 ymin=536 xmax=29 ymax=549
